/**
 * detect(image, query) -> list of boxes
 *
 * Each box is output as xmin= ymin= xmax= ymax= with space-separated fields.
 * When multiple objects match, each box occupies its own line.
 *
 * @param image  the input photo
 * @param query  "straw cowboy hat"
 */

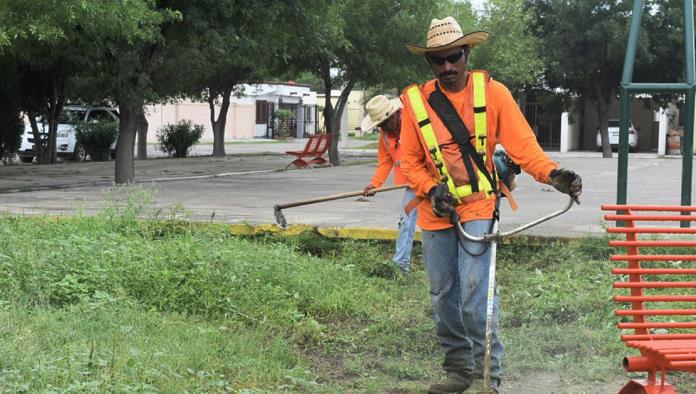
xmin=406 ymin=16 xmax=488 ymax=55
xmin=361 ymin=95 xmax=402 ymax=131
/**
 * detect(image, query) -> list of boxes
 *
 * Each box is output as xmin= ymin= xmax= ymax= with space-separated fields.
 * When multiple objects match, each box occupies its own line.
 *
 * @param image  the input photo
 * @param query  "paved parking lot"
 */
xmin=1 ymin=139 xmax=693 ymax=238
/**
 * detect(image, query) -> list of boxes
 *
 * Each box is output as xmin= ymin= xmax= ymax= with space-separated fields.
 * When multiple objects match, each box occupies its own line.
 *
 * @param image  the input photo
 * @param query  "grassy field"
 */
xmin=0 ymin=204 xmax=695 ymax=393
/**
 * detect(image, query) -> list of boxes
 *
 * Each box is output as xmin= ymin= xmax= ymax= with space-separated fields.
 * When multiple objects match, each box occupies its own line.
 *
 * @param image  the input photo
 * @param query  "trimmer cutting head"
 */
xmin=273 ymin=205 xmax=287 ymax=228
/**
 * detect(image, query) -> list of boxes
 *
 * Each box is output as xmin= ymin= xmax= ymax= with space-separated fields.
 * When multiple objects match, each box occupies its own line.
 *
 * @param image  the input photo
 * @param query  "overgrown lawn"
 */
xmin=1 ymin=208 xmax=694 ymax=392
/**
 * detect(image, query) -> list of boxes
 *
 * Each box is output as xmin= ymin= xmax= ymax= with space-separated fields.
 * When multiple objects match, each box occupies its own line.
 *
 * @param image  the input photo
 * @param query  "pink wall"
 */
xmin=144 ymin=101 xmax=256 ymax=142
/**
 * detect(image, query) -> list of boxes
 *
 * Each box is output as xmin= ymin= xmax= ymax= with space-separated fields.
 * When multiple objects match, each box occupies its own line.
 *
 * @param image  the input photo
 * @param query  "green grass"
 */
xmin=354 ymin=132 xmax=380 ymax=141
xmin=1 ymin=206 xmax=695 ymax=392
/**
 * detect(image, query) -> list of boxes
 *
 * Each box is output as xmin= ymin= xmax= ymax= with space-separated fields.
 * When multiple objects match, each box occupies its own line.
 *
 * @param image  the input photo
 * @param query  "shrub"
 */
xmin=274 ymin=109 xmax=294 ymax=138
xmin=156 ymin=120 xmax=204 ymax=158
xmin=0 ymin=114 xmax=22 ymax=163
xmin=0 ymin=58 xmax=22 ymax=162
xmin=75 ymin=121 xmax=118 ymax=161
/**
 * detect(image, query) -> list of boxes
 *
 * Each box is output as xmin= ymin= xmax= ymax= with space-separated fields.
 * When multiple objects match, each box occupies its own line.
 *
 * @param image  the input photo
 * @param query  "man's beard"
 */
xmin=438 ymin=70 xmax=459 ymax=89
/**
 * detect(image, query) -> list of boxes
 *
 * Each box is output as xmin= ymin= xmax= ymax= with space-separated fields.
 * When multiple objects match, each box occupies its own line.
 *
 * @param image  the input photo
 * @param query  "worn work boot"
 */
xmin=427 ymin=371 xmax=472 ymax=394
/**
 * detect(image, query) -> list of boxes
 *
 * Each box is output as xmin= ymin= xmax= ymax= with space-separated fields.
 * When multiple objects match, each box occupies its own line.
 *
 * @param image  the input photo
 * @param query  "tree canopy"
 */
xmin=473 ymin=0 xmax=543 ymax=95
xmin=526 ymin=0 xmax=654 ymax=157
xmin=164 ymin=0 xmax=284 ymax=157
xmin=284 ymin=0 xmax=446 ymax=165
xmin=0 ymin=0 xmax=682 ymax=178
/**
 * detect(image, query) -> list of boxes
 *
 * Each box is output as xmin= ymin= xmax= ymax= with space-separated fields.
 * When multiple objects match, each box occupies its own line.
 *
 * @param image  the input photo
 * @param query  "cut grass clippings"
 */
xmin=1 ymin=209 xmax=695 ymax=392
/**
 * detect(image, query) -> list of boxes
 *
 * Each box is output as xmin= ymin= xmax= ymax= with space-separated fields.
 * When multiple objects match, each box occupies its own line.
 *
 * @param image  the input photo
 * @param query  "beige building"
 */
xmin=144 ymin=82 xmax=318 ymax=142
xmin=317 ymin=89 xmax=365 ymax=136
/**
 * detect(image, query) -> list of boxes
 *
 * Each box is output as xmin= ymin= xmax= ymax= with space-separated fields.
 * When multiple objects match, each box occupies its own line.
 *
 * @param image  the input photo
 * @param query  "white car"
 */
xmin=596 ymin=119 xmax=639 ymax=152
xmin=18 ymin=106 xmax=119 ymax=162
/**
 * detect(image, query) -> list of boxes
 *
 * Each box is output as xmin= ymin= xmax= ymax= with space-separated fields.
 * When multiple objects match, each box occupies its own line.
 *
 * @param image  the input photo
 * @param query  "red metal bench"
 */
xmin=284 ymin=134 xmax=332 ymax=169
xmin=602 ymin=204 xmax=696 ymax=394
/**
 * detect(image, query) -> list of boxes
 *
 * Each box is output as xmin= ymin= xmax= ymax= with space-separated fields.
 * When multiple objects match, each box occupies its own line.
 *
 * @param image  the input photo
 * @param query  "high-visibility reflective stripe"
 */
xmin=471 ymin=72 xmax=494 ymax=198
xmin=473 ymin=72 xmax=487 ymax=156
xmin=406 ymin=72 xmax=496 ymax=203
xmin=406 ymin=86 xmax=460 ymax=200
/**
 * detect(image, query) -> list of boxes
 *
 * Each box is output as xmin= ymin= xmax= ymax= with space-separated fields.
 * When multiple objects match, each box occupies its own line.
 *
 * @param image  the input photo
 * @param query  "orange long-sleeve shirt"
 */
xmin=369 ymin=129 xmax=407 ymax=188
xmin=400 ymin=72 xmax=558 ymax=230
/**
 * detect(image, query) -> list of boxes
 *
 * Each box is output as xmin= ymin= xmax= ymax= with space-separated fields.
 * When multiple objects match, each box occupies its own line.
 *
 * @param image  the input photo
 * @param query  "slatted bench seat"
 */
xmin=602 ymin=204 xmax=696 ymax=394
xmin=284 ymin=134 xmax=332 ymax=169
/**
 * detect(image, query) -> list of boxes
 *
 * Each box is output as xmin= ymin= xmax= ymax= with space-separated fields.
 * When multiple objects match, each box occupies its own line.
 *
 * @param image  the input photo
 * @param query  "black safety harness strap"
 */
xmin=428 ymin=82 xmax=497 ymax=195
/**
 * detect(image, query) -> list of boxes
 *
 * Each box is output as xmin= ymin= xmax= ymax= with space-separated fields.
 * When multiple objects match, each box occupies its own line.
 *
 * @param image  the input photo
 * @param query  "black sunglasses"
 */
xmin=427 ymin=49 xmax=466 ymax=66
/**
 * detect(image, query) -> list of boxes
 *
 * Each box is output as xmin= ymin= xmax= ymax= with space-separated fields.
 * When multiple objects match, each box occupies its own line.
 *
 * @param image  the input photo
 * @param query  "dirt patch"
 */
xmin=300 ymin=346 xmax=358 ymax=385
xmin=501 ymin=371 xmax=626 ymax=394
xmin=375 ymin=371 xmax=628 ymax=393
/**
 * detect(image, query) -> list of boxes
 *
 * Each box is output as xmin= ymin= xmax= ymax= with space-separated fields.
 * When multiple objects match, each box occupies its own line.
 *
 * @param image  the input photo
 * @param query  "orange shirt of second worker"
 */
xmin=399 ymin=71 xmax=558 ymax=231
xmin=369 ymin=129 xmax=408 ymax=188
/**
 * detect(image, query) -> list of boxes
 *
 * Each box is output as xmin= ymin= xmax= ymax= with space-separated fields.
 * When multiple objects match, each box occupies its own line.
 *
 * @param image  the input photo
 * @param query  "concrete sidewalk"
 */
xmin=0 ymin=139 xmax=693 ymax=239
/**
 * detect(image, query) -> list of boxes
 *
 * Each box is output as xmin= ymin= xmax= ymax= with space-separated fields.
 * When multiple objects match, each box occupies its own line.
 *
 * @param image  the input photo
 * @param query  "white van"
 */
xmin=18 ymin=106 xmax=119 ymax=162
xmin=595 ymin=119 xmax=638 ymax=152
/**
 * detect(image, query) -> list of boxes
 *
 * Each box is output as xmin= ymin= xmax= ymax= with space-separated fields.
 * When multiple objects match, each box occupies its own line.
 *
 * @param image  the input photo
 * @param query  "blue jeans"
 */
xmin=422 ymin=220 xmax=504 ymax=380
xmin=393 ymin=188 xmax=417 ymax=272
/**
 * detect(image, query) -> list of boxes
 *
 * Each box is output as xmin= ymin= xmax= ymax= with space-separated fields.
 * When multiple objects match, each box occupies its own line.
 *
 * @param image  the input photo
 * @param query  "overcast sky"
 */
xmin=469 ymin=0 xmax=486 ymax=11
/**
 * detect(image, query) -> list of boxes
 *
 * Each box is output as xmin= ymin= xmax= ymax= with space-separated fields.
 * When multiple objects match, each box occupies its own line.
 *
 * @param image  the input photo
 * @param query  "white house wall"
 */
xmin=142 ymin=83 xmax=316 ymax=142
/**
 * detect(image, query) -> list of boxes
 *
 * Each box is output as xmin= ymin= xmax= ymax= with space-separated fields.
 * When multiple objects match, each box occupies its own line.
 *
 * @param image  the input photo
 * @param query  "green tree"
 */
xmin=84 ymin=2 xmax=180 ymax=183
xmin=526 ymin=0 xmax=651 ymax=158
xmin=2 ymin=0 xmax=172 ymax=166
xmin=473 ymin=0 xmax=543 ymax=96
xmin=0 ymin=56 xmax=23 ymax=161
xmin=634 ymin=0 xmax=690 ymax=112
xmin=164 ymin=0 xmax=283 ymax=157
xmin=5 ymin=0 xmax=94 ymax=164
xmin=285 ymin=0 xmax=444 ymax=165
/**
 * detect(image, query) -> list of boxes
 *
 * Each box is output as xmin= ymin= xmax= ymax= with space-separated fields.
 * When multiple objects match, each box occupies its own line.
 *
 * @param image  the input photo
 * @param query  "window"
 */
xmin=87 ymin=109 xmax=116 ymax=123
xmin=59 ymin=110 xmax=87 ymax=125
xmin=255 ymin=100 xmax=268 ymax=124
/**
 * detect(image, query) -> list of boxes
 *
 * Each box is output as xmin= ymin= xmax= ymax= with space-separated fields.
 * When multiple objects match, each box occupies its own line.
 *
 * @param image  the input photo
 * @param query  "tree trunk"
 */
xmin=321 ymin=87 xmax=339 ymax=166
xmin=596 ymin=83 xmax=614 ymax=159
xmin=208 ymin=88 xmax=232 ymax=157
xmin=28 ymin=111 xmax=49 ymax=164
xmin=36 ymin=82 xmax=66 ymax=165
xmin=136 ymin=107 xmax=148 ymax=160
xmin=49 ymin=83 xmax=65 ymax=164
xmin=114 ymin=98 xmax=141 ymax=184
xmin=327 ymin=79 xmax=356 ymax=166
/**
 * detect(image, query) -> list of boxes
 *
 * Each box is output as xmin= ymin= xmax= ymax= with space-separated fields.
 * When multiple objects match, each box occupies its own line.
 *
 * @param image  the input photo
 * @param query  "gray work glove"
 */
xmin=428 ymin=183 xmax=456 ymax=217
xmin=548 ymin=168 xmax=582 ymax=204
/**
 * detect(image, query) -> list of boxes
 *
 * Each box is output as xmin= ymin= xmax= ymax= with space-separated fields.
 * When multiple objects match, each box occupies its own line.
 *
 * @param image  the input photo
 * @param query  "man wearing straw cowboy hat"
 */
xmin=399 ymin=16 xmax=582 ymax=393
xmin=361 ymin=95 xmax=417 ymax=273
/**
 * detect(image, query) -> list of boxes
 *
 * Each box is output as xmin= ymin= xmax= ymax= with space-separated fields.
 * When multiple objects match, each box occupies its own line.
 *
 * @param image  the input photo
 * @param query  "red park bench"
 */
xmin=284 ymin=133 xmax=332 ymax=170
xmin=603 ymin=204 xmax=696 ymax=394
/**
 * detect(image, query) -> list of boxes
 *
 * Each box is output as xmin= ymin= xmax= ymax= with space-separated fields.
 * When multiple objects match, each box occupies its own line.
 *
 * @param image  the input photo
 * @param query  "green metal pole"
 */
xmin=682 ymin=87 xmax=694 ymax=207
xmin=620 ymin=0 xmax=644 ymax=85
xmin=682 ymin=0 xmax=694 ymax=227
xmin=617 ymin=86 xmax=630 ymax=205
xmin=625 ymin=83 xmax=691 ymax=92
xmin=616 ymin=0 xmax=643 ymax=207
xmin=683 ymin=0 xmax=695 ymax=84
